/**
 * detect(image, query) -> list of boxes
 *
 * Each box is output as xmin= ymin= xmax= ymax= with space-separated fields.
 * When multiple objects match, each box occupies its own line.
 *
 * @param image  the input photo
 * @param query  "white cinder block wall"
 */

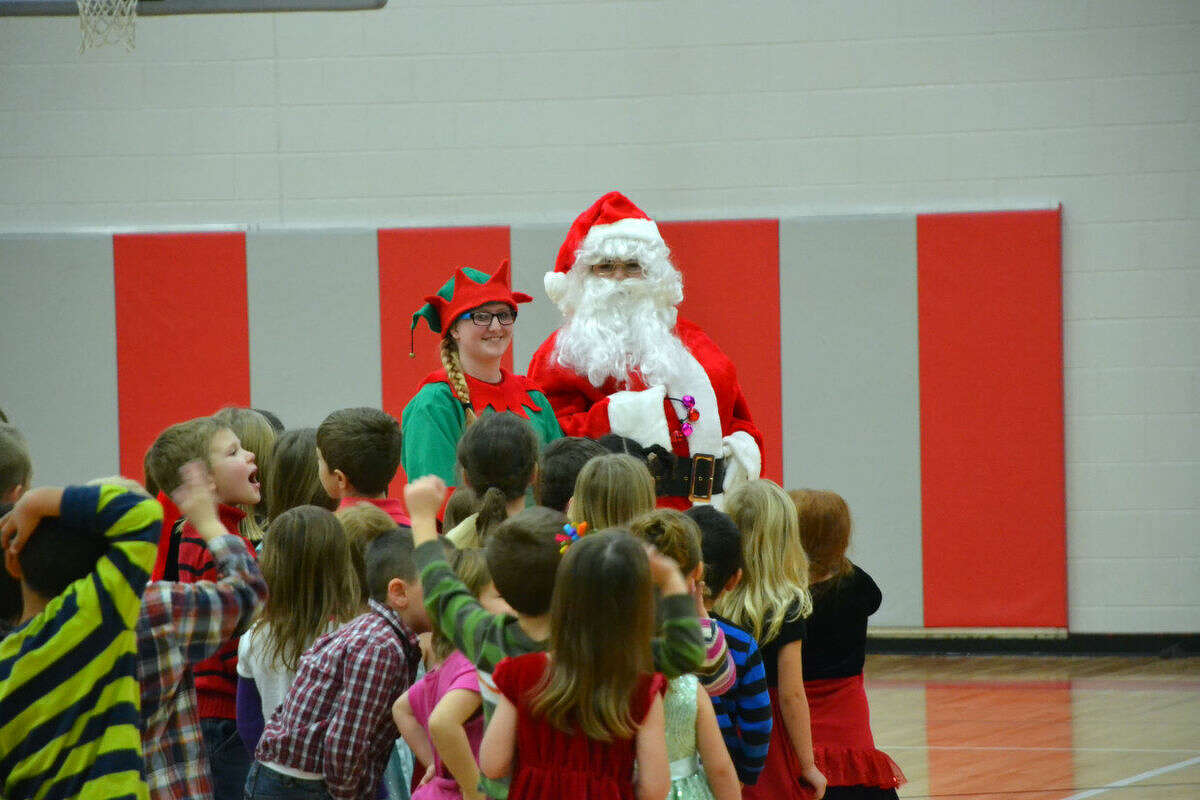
xmin=0 ymin=1 xmax=1197 ymax=633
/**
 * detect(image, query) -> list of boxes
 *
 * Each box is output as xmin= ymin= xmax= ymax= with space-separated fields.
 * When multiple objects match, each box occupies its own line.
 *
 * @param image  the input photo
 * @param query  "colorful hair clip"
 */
xmin=555 ymin=521 xmax=589 ymax=553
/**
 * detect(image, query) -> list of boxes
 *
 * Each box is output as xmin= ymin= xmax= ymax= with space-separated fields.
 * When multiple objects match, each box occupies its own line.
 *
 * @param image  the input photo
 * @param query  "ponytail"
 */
xmin=475 ymin=486 xmax=509 ymax=545
xmin=441 ymin=336 xmax=477 ymax=426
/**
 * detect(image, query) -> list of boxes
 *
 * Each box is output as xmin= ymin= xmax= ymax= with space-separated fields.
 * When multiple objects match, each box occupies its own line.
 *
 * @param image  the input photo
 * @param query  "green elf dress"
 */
xmin=400 ymin=262 xmax=563 ymax=489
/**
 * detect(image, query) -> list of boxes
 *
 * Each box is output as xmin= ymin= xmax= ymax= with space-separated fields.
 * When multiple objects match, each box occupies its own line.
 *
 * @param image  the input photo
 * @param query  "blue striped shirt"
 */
xmin=711 ymin=614 xmax=773 ymax=785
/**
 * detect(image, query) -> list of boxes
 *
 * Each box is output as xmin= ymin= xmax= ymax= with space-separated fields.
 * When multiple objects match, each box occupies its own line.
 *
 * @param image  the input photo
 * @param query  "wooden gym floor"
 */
xmin=863 ymin=655 xmax=1200 ymax=799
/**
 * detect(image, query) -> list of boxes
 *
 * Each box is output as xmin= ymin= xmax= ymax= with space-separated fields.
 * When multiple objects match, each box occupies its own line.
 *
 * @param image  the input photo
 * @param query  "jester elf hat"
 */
xmin=552 ymin=191 xmax=664 ymax=275
xmin=410 ymin=260 xmax=533 ymax=345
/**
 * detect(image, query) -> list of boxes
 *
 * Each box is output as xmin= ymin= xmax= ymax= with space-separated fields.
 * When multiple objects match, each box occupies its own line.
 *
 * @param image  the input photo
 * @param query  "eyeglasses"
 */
xmin=591 ymin=261 xmax=644 ymax=278
xmin=460 ymin=309 xmax=517 ymax=327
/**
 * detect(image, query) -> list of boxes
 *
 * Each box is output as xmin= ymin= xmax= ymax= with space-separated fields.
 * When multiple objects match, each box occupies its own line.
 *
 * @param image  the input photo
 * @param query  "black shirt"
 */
xmin=756 ymin=599 xmax=808 ymax=688
xmin=801 ymin=563 xmax=882 ymax=681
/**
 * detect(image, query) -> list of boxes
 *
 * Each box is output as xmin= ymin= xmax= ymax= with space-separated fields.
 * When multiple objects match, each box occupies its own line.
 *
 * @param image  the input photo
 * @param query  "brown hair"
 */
xmin=532 ymin=529 xmax=655 ymax=741
xmin=790 ymin=489 xmax=853 ymax=583
xmin=335 ymin=501 xmax=397 ymax=604
xmin=568 ymin=453 xmax=655 ymax=530
xmin=0 ymin=424 xmax=32 ymax=500
xmin=629 ymin=508 xmax=702 ymax=576
xmin=440 ymin=335 xmax=477 ymax=426
xmin=255 ymin=506 xmax=362 ymax=672
xmin=443 ymin=486 xmax=481 ymax=532
xmin=317 ymin=407 xmax=403 ymax=497
xmin=485 ymin=506 xmax=564 ymax=616
xmin=145 ymin=416 xmax=221 ymax=495
xmin=267 ymin=428 xmax=336 ymax=521
xmin=457 ymin=412 xmax=539 ymax=542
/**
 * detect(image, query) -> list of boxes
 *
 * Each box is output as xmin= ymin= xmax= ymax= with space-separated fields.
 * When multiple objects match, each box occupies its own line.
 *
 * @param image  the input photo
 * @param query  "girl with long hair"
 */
xmin=235 ymin=506 xmax=361 ymax=754
xmin=567 ymin=453 xmax=655 ymax=530
xmin=715 ymin=480 xmax=827 ymax=800
xmin=789 ymin=489 xmax=905 ymax=799
xmin=479 ymin=529 xmax=671 ymax=800
xmin=444 ymin=412 xmax=539 ymax=549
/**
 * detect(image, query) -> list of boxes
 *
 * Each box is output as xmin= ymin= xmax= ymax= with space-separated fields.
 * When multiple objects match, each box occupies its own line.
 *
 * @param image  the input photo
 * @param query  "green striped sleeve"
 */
xmin=415 ymin=541 xmax=509 ymax=673
xmin=652 ymin=593 xmax=705 ymax=678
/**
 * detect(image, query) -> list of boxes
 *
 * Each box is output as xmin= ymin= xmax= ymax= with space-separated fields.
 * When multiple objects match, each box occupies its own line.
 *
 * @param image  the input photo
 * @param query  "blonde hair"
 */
xmin=336 ymin=502 xmax=397 ymax=604
xmin=255 ymin=506 xmax=361 ymax=671
xmin=789 ymin=489 xmax=853 ymax=583
xmin=532 ymin=530 xmax=655 ymax=741
xmin=714 ymin=479 xmax=812 ymax=645
xmin=629 ymin=509 xmax=701 ymax=576
xmin=568 ymin=453 xmax=655 ymax=530
xmin=213 ymin=407 xmax=277 ymax=543
xmin=440 ymin=336 xmax=477 ymax=426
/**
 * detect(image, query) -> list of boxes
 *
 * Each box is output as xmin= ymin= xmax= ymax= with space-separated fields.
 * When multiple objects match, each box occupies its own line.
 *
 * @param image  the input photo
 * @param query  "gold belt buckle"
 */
xmin=688 ymin=454 xmax=716 ymax=503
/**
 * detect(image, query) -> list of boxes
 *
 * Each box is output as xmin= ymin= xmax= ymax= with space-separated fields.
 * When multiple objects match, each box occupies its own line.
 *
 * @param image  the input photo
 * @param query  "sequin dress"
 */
xmin=664 ymin=674 xmax=716 ymax=800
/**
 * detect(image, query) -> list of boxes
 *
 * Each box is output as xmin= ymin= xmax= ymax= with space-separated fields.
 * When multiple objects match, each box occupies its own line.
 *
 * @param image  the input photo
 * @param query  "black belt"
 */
xmin=598 ymin=435 xmax=725 ymax=502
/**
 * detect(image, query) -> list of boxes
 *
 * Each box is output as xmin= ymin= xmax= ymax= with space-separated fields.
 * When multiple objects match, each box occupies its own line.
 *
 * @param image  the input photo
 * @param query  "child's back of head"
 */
xmin=569 ymin=453 xmax=655 ymax=530
xmin=257 ymin=505 xmax=362 ymax=672
xmin=629 ymin=508 xmax=702 ymax=577
xmin=0 ymin=423 xmax=33 ymax=504
xmin=485 ymin=506 xmax=564 ymax=618
xmin=268 ymin=427 xmax=337 ymax=521
xmin=456 ymin=412 xmax=538 ymax=539
xmin=535 ymin=437 xmax=605 ymax=513
xmin=317 ymin=407 xmax=403 ymax=498
xmin=336 ymin=502 xmax=398 ymax=604
xmin=717 ymin=479 xmax=811 ymax=644
xmin=145 ymin=416 xmax=221 ymax=496
xmin=18 ymin=515 xmax=107 ymax=602
xmin=685 ymin=505 xmax=744 ymax=603
xmin=535 ymin=529 xmax=656 ymax=741
xmin=364 ymin=526 xmax=418 ymax=604
xmin=789 ymin=489 xmax=853 ymax=583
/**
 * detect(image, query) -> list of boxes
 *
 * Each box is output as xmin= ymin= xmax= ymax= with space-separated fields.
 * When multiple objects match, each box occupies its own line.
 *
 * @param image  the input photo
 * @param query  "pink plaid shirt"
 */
xmin=137 ymin=535 xmax=267 ymax=800
xmin=255 ymin=600 xmax=422 ymax=800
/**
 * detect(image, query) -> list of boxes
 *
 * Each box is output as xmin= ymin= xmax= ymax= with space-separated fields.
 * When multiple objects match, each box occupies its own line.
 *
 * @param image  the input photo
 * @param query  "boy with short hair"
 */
xmin=0 ymin=481 xmax=162 ymax=799
xmin=533 ymin=435 xmax=605 ymax=513
xmin=317 ymin=407 xmax=409 ymax=525
xmin=404 ymin=474 xmax=706 ymax=799
xmin=249 ymin=527 xmax=428 ymax=800
xmin=687 ymin=504 xmax=773 ymax=786
xmin=138 ymin=462 xmax=268 ymax=800
xmin=151 ymin=416 xmax=262 ymax=800
xmin=0 ymin=422 xmax=32 ymax=504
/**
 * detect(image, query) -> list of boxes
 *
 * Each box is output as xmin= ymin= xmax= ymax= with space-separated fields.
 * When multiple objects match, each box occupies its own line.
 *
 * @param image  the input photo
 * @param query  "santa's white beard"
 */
xmin=553 ymin=272 xmax=692 ymax=389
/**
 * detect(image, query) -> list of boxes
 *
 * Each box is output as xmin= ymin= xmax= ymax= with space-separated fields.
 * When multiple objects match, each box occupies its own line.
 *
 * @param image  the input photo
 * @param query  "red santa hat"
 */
xmin=553 ymin=190 xmax=664 ymax=267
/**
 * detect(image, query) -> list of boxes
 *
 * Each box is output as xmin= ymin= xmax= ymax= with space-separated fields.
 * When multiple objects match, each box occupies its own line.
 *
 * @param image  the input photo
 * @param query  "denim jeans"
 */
xmin=244 ymin=762 xmax=332 ymax=800
xmin=202 ymin=717 xmax=253 ymax=800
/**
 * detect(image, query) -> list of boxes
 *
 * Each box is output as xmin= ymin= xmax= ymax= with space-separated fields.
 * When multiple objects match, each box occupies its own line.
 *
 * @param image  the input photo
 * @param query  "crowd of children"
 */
xmin=0 ymin=401 xmax=904 ymax=800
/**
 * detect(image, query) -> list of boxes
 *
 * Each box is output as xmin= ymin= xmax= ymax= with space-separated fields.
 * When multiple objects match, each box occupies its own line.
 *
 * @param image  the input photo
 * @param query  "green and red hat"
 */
xmin=409 ymin=260 xmax=533 ymax=353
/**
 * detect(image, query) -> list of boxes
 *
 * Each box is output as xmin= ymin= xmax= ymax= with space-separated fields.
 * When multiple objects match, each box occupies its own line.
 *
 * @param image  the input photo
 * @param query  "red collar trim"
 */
xmin=421 ymin=368 xmax=544 ymax=419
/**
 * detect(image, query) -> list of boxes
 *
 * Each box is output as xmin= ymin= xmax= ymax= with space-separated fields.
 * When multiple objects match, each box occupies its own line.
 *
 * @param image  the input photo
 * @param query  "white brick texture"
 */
xmin=0 ymin=1 xmax=1196 ymax=632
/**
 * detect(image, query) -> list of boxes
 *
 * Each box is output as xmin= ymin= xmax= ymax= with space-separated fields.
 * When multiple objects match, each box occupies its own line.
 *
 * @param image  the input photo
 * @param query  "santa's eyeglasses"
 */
xmin=591 ymin=261 xmax=644 ymax=278
xmin=460 ymin=309 xmax=518 ymax=327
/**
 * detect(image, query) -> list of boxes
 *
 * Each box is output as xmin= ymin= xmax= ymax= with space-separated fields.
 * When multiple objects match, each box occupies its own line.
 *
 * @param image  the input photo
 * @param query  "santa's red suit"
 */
xmin=527 ymin=191 xmax=763 ymax=509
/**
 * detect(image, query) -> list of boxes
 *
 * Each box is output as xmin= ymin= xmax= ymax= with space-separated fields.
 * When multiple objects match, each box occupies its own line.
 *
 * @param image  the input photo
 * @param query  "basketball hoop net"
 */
xmin=76 ymin=0 xmax=138 ymax=52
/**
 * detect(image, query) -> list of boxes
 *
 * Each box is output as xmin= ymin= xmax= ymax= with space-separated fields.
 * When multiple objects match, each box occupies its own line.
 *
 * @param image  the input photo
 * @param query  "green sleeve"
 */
xmin=401 ymin=382 xmax=466 ymax=486
xmin=414 ymin=540 xmax=510 ymax=674
xmin=652 ymin=593 xmax=705 ymax=678
xmin=527 ymin=390 xmax=564 ymax=447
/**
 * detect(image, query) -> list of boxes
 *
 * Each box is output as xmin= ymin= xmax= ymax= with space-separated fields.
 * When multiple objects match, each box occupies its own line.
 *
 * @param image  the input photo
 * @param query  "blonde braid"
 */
xmin=440 ymin=336 xmax=478 ymax=426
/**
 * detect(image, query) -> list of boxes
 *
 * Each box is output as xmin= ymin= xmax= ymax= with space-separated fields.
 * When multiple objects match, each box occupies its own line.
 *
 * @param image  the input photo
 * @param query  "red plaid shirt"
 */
xmin=137 ymin=535 xmax=267 ymax=800
xmin=255 ymin=600 xmax=422 ymax=800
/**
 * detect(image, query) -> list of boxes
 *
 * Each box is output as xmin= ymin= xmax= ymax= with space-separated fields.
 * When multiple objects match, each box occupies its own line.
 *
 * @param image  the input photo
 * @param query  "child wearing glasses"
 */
xmin=402 ymin=262 xmax=563 ymax=507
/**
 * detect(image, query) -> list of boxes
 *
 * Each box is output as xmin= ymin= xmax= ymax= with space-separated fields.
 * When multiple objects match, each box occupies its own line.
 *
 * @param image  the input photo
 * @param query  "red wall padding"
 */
xmin=113 ymin=232 xmax=251 ymax=483
xmin=917 ymin=209 xmax=1065 ymax=627
xmin=377 ymin=226 xmax=511 ymax=492
xmin=659 ymin=220 xmax=783 ymax=482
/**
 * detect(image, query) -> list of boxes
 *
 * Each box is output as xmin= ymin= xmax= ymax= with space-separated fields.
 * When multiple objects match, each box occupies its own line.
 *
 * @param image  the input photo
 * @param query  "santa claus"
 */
xmin=526 ymin=191 xmax=763 ymax=509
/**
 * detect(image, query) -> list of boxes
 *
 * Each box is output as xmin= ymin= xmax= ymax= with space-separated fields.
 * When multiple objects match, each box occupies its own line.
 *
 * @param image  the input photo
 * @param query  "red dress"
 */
xmin=492 ymin=652 xmax=667 ymax=800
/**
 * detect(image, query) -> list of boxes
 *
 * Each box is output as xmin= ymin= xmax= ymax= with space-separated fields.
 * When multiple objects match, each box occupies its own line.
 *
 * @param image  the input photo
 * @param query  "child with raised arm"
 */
xmin=404 ymin=474 xmax=705 ymax=799
xmin=138 ymin=463 xmax=268 ymax=800
xmin=1 ymin=480 xmax=161 ymax=799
